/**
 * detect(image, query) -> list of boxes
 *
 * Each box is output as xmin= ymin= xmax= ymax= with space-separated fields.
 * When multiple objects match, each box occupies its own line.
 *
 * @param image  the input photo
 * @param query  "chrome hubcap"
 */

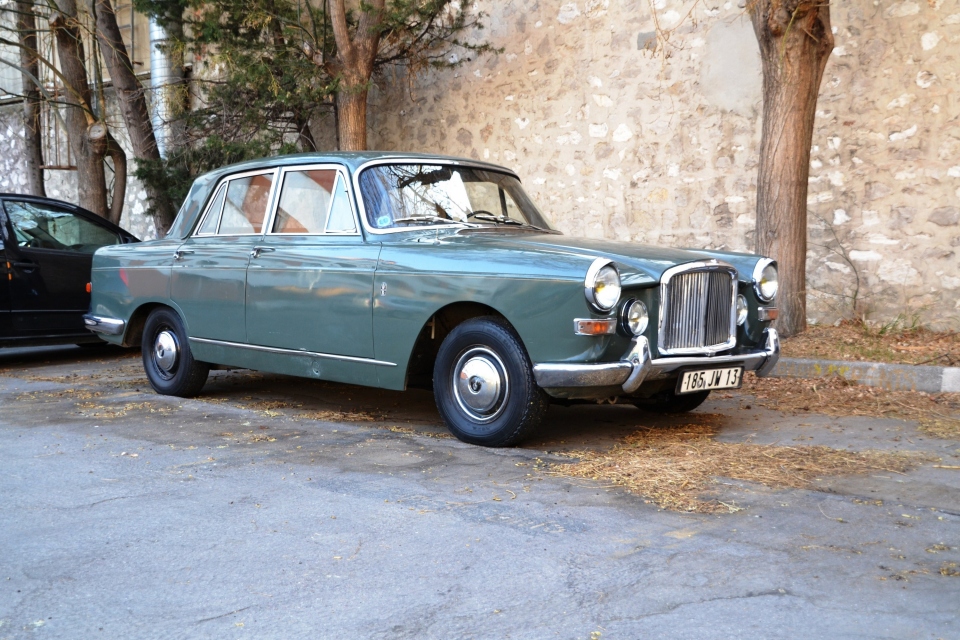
xmin=154 ymin=330 xmax=179 ymax=374
xmin=453 ymin=347 xmax=508 ymax=422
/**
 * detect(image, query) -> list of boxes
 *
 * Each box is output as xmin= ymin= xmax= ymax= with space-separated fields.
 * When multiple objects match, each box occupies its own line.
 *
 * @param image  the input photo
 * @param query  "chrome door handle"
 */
xmin=173 ymin=249 xmax=195 ymax=260
xmin=250 ymin=246 xmax=276 ymax=258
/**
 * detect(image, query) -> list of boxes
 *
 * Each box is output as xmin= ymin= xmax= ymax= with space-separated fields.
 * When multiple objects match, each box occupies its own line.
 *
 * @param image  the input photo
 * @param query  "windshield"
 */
xmin=358 ymin=163 xmax=556 ymax=231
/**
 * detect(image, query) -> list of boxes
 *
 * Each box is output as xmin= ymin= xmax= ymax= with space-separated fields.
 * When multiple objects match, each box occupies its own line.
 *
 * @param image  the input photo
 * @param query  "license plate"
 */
xmin=676 ymin=367 xmax=744 ymax=394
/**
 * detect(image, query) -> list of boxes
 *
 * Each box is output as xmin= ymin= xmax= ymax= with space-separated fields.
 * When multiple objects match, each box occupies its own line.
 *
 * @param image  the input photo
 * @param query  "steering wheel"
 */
xmin=466 ymin=210 xmax=497 ymax=219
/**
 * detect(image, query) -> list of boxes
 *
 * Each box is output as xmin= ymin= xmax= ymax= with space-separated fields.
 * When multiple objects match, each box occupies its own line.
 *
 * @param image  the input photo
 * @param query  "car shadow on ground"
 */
xmin=0 ymin=344 xmax=732 ymax=452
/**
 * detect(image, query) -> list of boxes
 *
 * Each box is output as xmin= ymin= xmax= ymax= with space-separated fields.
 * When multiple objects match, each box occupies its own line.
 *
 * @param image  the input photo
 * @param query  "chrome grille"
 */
xmin=659 ymin=264 xmax=737 ymax=354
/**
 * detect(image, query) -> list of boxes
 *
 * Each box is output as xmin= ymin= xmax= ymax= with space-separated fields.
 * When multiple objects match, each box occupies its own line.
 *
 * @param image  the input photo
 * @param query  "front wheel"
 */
xmin=142 ymin=307 xmax=209 ymax=397
xmin=633 ymin=389 xmax=711 ymax=414
xmin=434 ymin=317 xmax=547 ymax=447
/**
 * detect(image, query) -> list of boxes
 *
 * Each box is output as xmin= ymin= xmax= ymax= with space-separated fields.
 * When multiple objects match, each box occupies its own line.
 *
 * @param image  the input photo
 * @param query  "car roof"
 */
xmin=166 ymin=152 xmax=520 ymax=240
xmin=193 ymin=151 xmax=518 ymax=184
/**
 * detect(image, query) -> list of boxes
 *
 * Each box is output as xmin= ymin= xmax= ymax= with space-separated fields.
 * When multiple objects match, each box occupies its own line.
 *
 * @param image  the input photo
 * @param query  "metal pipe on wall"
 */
xmin=148 ymin=18 xmax=180 ymax=159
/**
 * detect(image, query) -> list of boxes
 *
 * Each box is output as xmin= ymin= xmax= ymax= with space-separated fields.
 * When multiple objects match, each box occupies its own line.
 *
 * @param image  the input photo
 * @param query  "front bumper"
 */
xmin=533 ymin=328 xmax=780 ymax=395
xmin=82 ymin=314 xmax=126 ymax=336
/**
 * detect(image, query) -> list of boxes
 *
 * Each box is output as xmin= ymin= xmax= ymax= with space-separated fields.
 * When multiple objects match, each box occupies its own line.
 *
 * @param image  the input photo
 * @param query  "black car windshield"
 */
xmin=358 ymin=163 xmax=556 ymax=231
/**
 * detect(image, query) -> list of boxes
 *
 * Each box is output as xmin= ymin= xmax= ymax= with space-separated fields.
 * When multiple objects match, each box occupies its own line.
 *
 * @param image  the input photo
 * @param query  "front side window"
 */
xmin=271 ymin=168 xmax=357 ymax=235
xmin=218 ymin=173 xmax=274 ymax=235
xmin=358 ymin=164 xmax=555 ymax=231
xmin=4 ymin=201 xmax=120 ymax=252
xmin=272 ymin=169 xmax=337 ymax=234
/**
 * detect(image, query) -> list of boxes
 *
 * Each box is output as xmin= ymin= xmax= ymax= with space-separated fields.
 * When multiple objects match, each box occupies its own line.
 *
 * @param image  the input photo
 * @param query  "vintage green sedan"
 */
xmin=84 ymin=153 xmax=780 ymax=446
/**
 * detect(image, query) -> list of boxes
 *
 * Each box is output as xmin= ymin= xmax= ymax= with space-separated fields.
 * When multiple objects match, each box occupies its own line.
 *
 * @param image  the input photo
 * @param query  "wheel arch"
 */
xmin=402 ymin=301 xmax=521 ymax=390
xmin=122 ymin=301 xmax=183 ymax=348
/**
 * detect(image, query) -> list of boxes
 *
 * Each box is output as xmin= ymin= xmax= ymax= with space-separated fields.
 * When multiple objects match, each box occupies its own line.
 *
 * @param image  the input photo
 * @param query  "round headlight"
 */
xmin=585 ymin=259 xmax=621 ymax=312
xmin=754 ymin=259 xmax=778 ymax=302
xmin=621 ymin=299 xmax=649 ymax=335
xmin=736 ymin=294 xmax=748 ymax=326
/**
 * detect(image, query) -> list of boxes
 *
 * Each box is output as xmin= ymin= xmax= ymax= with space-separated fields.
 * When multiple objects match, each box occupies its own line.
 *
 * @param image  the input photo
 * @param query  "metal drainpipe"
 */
xmin=149 ymin=18 xmax=178 ymax=159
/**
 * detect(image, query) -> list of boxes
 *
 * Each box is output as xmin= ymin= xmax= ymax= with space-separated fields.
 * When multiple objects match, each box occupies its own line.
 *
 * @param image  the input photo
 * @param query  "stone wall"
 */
xmin=0 ymin=106 xmax=158 ymax=240
xmin=369 ymin=0 xmax=960 ymax=328
xmin=3 ymin=0 xmax=957 ymax=327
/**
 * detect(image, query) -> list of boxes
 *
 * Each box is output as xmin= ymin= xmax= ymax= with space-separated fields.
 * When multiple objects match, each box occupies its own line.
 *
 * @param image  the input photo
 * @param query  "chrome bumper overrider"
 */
xmin=533 ymin=328 xmax=780 ymax=394
xmin=82 ymin=314 xmax=126 ymax=336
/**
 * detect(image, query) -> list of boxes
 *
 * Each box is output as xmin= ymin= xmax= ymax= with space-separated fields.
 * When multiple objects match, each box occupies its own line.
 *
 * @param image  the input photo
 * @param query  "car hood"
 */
xmin=450 ymin=232 xmax=750 ymax=285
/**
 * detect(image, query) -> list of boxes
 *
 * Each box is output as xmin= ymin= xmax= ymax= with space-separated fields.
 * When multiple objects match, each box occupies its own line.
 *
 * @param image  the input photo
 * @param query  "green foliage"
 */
xmin=133 ymin=0 xmax=496 ymax=207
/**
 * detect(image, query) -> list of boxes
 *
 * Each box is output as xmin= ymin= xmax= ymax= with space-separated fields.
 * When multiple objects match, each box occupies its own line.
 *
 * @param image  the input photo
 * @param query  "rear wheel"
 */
xmin=434 ymin=317 xmax=547 ymax=447
xmin=633 ymin=389 xmax=711 ymax=414
xmin=142 ymin=307 xmax=209 ymax=397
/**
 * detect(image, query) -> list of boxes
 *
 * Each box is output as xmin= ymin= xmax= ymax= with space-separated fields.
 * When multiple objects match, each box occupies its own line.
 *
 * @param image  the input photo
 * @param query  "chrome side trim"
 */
xmin=83 ymin=314 xmax=125 ymax=336
xmin=188 ymin=337 xmax=398 ymax=367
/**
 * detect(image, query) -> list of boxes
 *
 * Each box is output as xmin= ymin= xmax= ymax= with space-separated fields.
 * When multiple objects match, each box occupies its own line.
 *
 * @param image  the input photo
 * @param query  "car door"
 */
xmin=245 ymin=165 xmax=379 ymax=359
xmin=170 ymin=169 xmax=278 ymax=343
xmin=1 ymin=198 xmax=123 ymax=338
xmin=0 ymin=205 xmax=11 ymax=339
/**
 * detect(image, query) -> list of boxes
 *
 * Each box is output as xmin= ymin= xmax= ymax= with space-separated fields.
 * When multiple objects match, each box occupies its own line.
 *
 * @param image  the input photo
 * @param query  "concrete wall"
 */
xmin=369 ymin=0 xmax=960 ymax=328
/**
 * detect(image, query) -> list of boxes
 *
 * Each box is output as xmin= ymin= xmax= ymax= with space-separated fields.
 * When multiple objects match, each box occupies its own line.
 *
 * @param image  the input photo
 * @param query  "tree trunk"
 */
xmin=50 ymin=0 xmax=110 ymax=218
xmin=88 ymin=121 xmax=127 ymax=226
xmin=324 ymin=0 xmax=384 ymax=151
xmin=749 ymin=0 xmax=834 ymax=338
xmin=336 ymin=86 xmax=368 ymax=151
xmin=94 ymin=0 xmax=176 ymax=232
xmin=16 ymin=0 xmax=45 ymax=197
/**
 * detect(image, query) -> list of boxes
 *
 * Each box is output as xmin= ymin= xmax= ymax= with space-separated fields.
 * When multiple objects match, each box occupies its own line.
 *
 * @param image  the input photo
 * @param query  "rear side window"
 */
xmin=219 ymin=173 xmax=274 ymax=235
xmin=4 ymin=201 xmax=120 ymax=252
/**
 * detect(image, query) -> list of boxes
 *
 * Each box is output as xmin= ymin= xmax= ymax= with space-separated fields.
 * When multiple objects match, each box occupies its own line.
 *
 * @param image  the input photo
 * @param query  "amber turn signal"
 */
xmin=574 ymin=318 xmax=617 ymax=336
xmin=86 ymin=282 xmax=92 ymax=293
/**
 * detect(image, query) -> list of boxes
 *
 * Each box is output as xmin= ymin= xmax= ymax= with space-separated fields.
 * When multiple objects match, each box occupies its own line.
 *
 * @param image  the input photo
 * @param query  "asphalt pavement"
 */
xmin=1 ymin=346 xmax=958 ymax=639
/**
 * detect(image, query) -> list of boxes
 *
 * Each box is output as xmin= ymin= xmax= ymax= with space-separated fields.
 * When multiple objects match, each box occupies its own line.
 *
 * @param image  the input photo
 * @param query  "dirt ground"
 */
xmin=781 ymin=320 xmax=960 ymax=366
xmin=1 ymin=345 xmax=958 ymax=638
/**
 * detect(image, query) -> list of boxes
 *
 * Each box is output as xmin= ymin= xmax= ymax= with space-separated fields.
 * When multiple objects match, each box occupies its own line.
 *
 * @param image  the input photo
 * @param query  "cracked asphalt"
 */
xmin=1 ymin=346 xmax=958 ymax=639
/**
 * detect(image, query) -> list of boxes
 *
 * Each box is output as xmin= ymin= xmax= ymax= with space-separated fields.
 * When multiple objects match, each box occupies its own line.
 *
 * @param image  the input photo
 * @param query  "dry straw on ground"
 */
xmin=552 ymin=414 xmax=922 ymax=513
xmin=781 ymin=321 xmax=960 ymax=366
xmin=744 ymin=375 xmax=960 ymax=439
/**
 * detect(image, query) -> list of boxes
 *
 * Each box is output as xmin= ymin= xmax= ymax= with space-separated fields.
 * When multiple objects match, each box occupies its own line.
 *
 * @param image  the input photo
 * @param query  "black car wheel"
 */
xmin=434 ymin=317 xmax=547 ymax=447
xmin=142 ymin=307 xmax=209 ymax=397
xmin=633 ymin=389 xmax=711 ymax=414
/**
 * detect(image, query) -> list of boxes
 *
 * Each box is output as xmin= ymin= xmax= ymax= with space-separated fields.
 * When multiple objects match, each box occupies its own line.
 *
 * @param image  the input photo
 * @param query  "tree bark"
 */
xmin=325 ymin=0 xmax=384 ymax=151
xmin=16 ymin=0 xmax=45 ymax=197
xmin=336 ymin=87 xmax=368 ymax=151
xmin=50 ymin=0 xmax=111 ymax=218
xmin=749 ymin=0 xmax=834 ymax=338
xmin=94 ymin=0 xmax=176 ymax=232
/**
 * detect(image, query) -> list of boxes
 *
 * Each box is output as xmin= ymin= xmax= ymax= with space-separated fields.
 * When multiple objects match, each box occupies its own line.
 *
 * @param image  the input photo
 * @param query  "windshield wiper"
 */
xmin=467 ymin=212 xmax=526 ymax=226
xmin=467 ymin=214 xmax=551 ymax=231
xmin=392 ymin=216 xmax=465 ymax=226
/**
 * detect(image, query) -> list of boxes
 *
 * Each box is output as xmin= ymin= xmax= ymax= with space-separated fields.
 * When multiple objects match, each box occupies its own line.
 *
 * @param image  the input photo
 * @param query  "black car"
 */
xmin=0 ymin=194 xmax=139 ymax=348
